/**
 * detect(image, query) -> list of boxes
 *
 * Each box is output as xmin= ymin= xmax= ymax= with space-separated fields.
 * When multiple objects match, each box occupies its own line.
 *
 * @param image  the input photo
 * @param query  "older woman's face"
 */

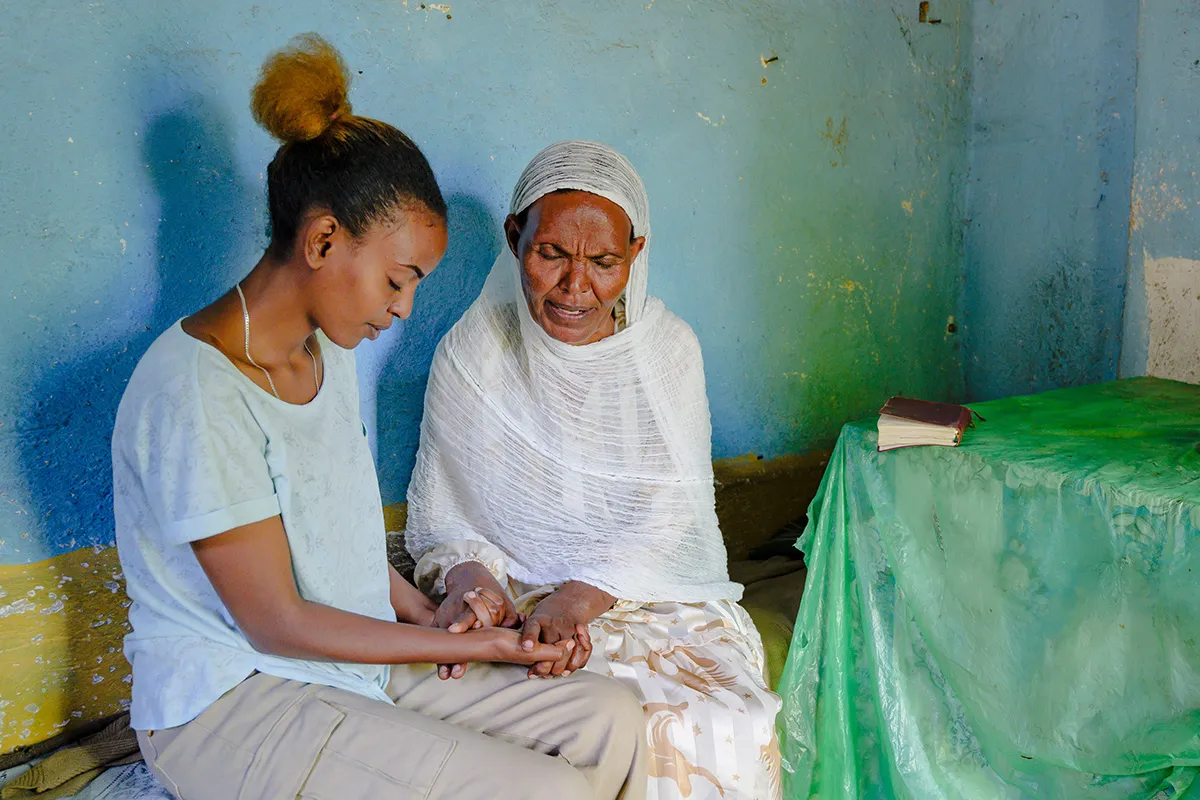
xmin=505 ymin=190 xmax=646 ymax=345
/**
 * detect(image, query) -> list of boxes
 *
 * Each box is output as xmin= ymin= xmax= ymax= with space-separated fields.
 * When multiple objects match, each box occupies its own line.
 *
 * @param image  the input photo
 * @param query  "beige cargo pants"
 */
xmin=136 ymin=663 xmax=648 ymax=799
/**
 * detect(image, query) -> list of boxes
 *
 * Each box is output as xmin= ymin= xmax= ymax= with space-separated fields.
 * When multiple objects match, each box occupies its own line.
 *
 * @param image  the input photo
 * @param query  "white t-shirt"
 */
xmin=113 ymin=321 xmax=394 ymax=731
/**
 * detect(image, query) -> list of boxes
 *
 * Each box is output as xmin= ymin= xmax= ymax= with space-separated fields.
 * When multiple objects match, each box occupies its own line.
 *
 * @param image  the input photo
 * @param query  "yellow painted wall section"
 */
xmin=0 ymin=546 xmax=130 ymax=755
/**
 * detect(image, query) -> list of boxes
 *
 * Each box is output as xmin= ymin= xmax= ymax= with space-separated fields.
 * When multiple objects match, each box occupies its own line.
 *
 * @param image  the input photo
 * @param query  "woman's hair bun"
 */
xmin=251 ymin=33 xmax=352 ymax=143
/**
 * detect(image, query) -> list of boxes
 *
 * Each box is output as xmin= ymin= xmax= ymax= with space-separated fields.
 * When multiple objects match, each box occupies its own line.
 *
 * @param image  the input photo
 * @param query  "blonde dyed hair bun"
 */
xmin=249 ymin=33 xmax=445 ymax=258
xmin=251 ymin=33 xmax=352 ymax=143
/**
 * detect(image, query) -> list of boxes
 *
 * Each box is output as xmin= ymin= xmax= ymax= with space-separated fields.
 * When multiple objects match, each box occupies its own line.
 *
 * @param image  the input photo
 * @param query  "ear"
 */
xmin=302 ymin=214 xmax=341 ymax=270
xmin=628 ymin=235 xmax=647 ymax=263
xmin=503 ymin=213 xmax=524 ymax=259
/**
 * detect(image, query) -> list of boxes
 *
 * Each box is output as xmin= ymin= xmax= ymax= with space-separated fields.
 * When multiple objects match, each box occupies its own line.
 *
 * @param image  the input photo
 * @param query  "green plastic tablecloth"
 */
xmin=779 ymin=378 xmax=1200 ymax=799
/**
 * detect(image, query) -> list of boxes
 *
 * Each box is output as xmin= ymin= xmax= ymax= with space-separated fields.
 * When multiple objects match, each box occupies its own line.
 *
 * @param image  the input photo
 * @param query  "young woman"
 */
xmin=113 ymin=36 xmax=646 ymax=800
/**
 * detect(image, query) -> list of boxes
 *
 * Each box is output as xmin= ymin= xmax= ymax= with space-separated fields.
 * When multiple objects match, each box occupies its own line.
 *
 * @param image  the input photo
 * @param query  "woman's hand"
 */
xmin=522 ymin=581 xmax=615 ymax=678
xmin=436 ymin=564 xmax=518 ymax=631
xmin=189 ymin=517 xmax=552 ymax=669
xmin=472 ymin=627 xmax=565 ymax=666
xmin=435 ymin=562 xmax=520 ymax=679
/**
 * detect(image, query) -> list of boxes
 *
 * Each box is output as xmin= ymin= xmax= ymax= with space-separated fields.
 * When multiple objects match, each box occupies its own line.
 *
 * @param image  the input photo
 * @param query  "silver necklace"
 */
xmin=236 ymin=282 xmax=320 ymax=400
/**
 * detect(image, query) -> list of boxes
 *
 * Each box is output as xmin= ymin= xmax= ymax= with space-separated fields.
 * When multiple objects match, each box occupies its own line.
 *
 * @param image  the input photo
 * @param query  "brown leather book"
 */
xmin=876 ymin=397 xmax=975 ymax=452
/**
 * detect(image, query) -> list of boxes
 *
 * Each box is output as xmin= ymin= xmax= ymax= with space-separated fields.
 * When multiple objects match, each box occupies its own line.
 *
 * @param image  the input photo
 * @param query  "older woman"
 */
xmin=406 ymin=141 xmax=781 ymax=800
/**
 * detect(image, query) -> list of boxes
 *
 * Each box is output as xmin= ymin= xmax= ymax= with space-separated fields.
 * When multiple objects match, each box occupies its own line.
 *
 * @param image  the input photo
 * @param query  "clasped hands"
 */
xmin=434 ymin=561 xmax=615 ymax=680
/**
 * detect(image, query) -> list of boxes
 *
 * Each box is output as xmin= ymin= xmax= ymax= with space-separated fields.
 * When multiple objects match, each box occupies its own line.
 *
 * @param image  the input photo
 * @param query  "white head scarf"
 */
xmin=508 ymin=139 xmax=651 ymax=327
xmin=406 ymin=140 xmax=740 ymax=602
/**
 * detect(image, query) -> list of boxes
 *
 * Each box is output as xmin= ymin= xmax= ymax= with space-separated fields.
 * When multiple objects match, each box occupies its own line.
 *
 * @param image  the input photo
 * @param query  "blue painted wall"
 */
xmin=1120 ymin=3 xmax=1200 ymax=382
xmin=962 ymin=0 xmax=1138 ymax=401
xmin=1 ymin=1 xmax=972 ymax=564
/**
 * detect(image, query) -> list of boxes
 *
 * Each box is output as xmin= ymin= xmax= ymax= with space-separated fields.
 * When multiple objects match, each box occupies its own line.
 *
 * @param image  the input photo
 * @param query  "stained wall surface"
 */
xmin=1121 ymin=4 xmax=1200 ymax=384
xmin=963 ymin=0 xmax=1138 ymax=401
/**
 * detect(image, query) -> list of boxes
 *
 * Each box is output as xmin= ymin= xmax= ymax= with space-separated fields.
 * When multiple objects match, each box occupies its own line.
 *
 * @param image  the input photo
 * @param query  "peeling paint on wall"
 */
xmin=1144 ymin=256 xmax=1200 ymax=384
xmin=1120 ymin=4 xmax=1200 ymax=382
xmin=0 ymin=546 xmax=130 ymax=755
xmin=1130 ymin=172 xmax=1192 ymax=233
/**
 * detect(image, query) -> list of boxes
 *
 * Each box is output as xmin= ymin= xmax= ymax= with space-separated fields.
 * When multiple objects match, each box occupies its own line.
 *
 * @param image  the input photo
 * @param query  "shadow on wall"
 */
xmin=374 ymin=193 xmax=499 ymax=500
xmin=14 ymin=89 xmax=256 ymax=718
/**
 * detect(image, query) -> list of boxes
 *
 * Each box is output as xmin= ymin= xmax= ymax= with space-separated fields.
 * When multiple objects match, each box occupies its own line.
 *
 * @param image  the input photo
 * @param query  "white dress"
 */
xmin=405 ymin=140 xmax=783 ymax=799
xmin=416 ymin=544 xmax=783 ymax=800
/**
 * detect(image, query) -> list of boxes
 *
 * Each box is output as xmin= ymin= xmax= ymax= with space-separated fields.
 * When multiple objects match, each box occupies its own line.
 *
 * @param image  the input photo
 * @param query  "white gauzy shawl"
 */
xmin=405 ymin=140 xmax=741 ymax=603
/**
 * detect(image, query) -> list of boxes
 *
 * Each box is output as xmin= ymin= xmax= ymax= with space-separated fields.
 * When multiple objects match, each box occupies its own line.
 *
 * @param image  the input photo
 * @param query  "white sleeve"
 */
xmin=607 ymin=598 xmax=646 ymax=614
xmin=413 ymin=539 xmax=508 ymax=597
xmin=123 ymin=375 xmax=280 ymax=546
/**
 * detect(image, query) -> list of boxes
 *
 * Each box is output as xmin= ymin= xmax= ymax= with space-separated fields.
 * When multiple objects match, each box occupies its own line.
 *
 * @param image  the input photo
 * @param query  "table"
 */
xmin=779 ymin=378 xmax=1200 ymax=799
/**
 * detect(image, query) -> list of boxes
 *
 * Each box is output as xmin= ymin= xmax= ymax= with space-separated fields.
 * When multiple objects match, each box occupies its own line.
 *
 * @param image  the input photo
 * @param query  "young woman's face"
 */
xmin=309 ymin=206 xmax=448 ymax=348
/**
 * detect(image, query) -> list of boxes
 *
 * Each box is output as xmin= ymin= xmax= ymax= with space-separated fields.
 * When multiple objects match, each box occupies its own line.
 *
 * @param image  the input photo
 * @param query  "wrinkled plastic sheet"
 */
xmin=780 ymin=378 xmax=1200 ymax=799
